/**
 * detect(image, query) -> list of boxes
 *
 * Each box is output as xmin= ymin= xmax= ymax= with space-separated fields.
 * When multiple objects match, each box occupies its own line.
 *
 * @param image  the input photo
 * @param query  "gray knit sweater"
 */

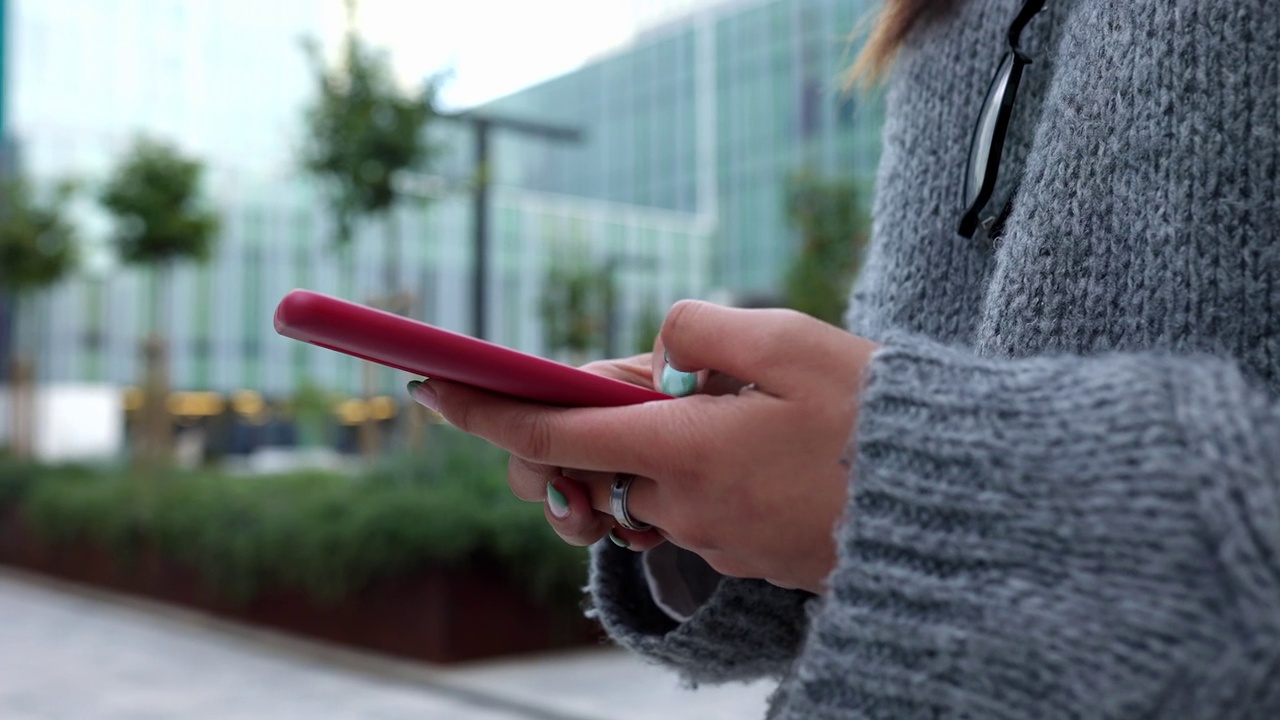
xmin=587 ymin=0 xmax=1280 ymax=717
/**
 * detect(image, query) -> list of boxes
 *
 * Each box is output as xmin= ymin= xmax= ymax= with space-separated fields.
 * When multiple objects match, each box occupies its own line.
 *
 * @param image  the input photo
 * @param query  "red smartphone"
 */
xmin=273 ymin=289 xmax=669 ymax=407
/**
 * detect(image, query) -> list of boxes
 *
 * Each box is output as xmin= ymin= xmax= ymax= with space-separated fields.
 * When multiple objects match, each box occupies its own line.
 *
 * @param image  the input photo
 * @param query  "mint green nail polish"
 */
xmin=608 ymin=530 xmax=630 ymax=548
xmin=661 ymin=363 xmax=698 ymax=397
xmin=546 ymin=482 xmax=570 ymax=519
xmin=406 ymin=380 xmax=422 ymax=393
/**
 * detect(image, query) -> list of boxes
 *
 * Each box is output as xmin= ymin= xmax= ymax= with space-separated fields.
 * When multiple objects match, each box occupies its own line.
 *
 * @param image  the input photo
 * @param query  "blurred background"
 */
xmin=0 ymin=0 xmax=883 ymax=717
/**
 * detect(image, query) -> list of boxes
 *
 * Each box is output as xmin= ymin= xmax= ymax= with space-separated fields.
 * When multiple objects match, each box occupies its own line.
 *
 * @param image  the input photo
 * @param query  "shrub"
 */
xmin=10 ymin=428 xmax=588 ymax=605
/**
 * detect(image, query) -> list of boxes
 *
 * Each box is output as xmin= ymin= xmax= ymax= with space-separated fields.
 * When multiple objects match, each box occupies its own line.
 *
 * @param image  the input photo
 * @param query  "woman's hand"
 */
xmin=410 ymin=300 xmax=880 ymax=594
xmin=511 ymin=353 xmax=669 ymax=552
xmin=502 ymin=352 xmax=749 ymax=555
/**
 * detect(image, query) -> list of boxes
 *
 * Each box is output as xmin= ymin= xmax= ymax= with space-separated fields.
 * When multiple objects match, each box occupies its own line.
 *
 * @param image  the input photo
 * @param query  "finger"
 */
xmin=550 ymin=473 xmax=663 ymax=551
xmin=544 ymin=476 xmax=613 ymax=547
xmin=702 ymin=371 xmax=751 ymax=396
xmin=660 ymin=300 xmax=851 ymax=396
xmin=607 ymin=527 xmax=665 ymax=552
xmin=423 ymin=377 xmax=743 ymax=475
xmin=585 ymin=474 xmax=669 ymax=552
xmin=583 ymin=473 xmax=661 ymax=532
xmin=651 ymin=335 xmax=666 ymax=391
xmin=507 ymin=455 xmax=557 ymax=502
xmin=580 ymin=354 xmax=653 ymax=388
xmin=650 ymin=336 xmax=745 ymax=398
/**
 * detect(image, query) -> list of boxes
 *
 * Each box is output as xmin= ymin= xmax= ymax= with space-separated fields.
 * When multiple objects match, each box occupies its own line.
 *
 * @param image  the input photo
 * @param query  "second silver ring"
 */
xmin=609 ymin=473 xmax=653 ymax=532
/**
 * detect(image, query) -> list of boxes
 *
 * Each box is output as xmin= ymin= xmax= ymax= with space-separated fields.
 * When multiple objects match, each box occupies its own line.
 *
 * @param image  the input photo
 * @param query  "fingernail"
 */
xmin=661 ymin=364 xmax=698 ymax=397
xmin=407 ymin=380 xmax=439 ymax=413
xmin=608 ymin=529 xmax=630 ymax=548
xmin=546 ymin=482 xmax=570 ymax=519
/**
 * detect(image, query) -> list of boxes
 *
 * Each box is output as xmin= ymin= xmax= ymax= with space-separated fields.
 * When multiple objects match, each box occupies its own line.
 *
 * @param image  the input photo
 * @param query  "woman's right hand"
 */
xmin=415 ymin=301 xmax=874 ymax=592
xmin=507 ymin=353 xmax=668 ymax=551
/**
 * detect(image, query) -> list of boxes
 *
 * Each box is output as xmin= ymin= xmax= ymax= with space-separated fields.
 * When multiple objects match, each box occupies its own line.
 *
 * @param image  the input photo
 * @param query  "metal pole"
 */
xmin=444 ymin=111 xmax=581 ymax=341
xmin=472 ymin=119 xmax=490 ymax=339
xmin=604 ymin=262 xmax=617 ymax=360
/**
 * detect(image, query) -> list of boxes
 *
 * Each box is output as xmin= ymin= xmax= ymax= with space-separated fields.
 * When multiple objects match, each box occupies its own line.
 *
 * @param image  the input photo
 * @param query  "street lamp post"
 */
xmin=440 ymin=111 xmax=582 ymax=340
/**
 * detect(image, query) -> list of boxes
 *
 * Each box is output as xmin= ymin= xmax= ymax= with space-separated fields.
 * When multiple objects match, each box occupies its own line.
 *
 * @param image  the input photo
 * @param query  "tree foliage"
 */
xmin=540 ymin=260 xmax=614 ymax=358
xmin=291 ymin=378 xmax=336 ymax=448
xmin=100 ymin=136 xmax=219 ymax=467
xmin=633 ymin=301 xmax=664 ymax=355
xmin=99 ymin=136 xmax=220 ymax=267
xmin=298 ymin=8 xmax=437 ymax=246
xmin=783 ymin=171 xmax=870 ymax=325
xmin=0 ymin=177 xmax=77 ymax=459
xmin=0 ymin=178 xmax=78 ymax=293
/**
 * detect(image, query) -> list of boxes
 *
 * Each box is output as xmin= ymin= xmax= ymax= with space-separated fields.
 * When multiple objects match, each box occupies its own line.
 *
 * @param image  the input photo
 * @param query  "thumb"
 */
xmin=659 ymin=300 xmax=850 ymax=397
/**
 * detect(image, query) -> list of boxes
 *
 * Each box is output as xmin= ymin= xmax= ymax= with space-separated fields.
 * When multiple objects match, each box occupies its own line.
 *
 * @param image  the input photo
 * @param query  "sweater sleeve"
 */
xmin=586 ymin=333 xmax=1280 ymax=715
xmin=769 ymin=334 xmax=1280 ymax=719
xmin=587 ymin=540 xmax=814 ymax=685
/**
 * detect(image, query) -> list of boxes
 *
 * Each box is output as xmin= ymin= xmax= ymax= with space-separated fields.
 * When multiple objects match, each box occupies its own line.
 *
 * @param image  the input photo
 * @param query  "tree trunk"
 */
xmin=137 ymin=264 xmax=173 ymax=469
xmin=406 ymin=401 xmax=427 ymax=453
xmin=0 ymin=289 xmax=13 ymax=390
xmin=6 ymin=292 xmax=36 ymax=460
xmin=9 ymin=355 xmax=34 ymax=459
xmin=360 ymin=210 xmax=415 ymax=458
xmin=385 ymin=208 xmax=403 ymax=312
xmin=358 ymin=360 xmax=379 ymax=458
xmin=137 ymin=335 xmax=171 ymax=469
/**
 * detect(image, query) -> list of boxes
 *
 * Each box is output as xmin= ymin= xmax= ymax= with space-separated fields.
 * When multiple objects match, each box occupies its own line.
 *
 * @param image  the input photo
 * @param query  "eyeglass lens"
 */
xmin=964 ymin=51 xmax=1016 ymax=210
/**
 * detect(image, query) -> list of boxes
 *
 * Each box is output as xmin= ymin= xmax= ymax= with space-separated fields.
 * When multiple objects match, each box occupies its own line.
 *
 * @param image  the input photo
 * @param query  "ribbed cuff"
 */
xmin=588 ymin=540 xmax=814 ymax=685
xmin=641 ymin=543 xmax=723 ymax=622
xmin=774 ymin=335 xmax=1276 ymax=718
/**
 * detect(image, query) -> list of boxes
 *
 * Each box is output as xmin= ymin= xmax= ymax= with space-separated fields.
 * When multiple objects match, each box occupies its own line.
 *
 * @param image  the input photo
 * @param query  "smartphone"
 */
xmin=273 ymin=289 xmax=669 ymax=407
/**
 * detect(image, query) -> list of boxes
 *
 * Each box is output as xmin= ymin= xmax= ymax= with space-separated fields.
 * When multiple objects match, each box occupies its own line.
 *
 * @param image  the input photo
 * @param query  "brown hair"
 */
xmin=848 ymin=0 xmax=955 ymax=85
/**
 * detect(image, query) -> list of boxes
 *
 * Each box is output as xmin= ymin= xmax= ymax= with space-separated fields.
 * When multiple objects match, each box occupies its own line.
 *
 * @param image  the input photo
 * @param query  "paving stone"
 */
xmin=0 ymin=572 xmax=773 ymax=719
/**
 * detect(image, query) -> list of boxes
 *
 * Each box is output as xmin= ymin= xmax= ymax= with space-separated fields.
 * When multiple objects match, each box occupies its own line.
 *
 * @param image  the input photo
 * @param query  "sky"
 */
xmin=334 ymin=1 xmax=643 ymax=110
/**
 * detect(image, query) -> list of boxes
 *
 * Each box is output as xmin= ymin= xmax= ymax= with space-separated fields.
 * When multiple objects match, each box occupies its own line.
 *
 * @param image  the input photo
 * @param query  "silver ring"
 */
xmin=609 ymin=473 xmax=652 ymax=532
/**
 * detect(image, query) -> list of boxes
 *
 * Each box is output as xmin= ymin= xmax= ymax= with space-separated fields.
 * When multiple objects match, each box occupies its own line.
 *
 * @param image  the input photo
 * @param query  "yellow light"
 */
xmin=231 ymin=390 xmax=265 ymax=416
xmin=368 ymin=396 xmax=397 ymax=421
xmin=166 ymin=392 xmax=227 ymax=417
xmin=335 ymin=398 xmax=366 ymax=425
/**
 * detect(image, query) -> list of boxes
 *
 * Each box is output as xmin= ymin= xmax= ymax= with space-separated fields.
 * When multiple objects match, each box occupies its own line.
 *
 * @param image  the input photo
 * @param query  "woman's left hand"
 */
xmin=411 ymin=301 xmax=879 ymax=594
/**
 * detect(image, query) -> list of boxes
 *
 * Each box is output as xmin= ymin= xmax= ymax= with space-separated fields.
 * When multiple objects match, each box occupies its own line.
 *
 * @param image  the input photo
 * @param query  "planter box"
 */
xmin=0 ymin=508 xmax=601 ymax=663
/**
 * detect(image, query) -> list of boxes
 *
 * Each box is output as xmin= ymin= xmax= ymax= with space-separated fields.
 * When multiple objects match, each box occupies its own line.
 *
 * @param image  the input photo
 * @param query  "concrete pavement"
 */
xmin=0 ymin=569 xmax=774 ymax=719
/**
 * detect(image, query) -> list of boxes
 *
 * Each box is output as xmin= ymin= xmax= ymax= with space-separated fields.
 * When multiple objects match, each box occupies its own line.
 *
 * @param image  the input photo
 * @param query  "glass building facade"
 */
xmin=11 ymin=0 xmax=881 ymax=415
xmin=477 ymin=0 xmax=883 ymax=294
xmin=18 ymin=187 xmax=711 ymax=397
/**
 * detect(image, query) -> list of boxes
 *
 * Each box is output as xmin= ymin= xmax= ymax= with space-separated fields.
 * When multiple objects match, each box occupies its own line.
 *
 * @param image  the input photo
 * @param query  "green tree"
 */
xmin=100 ymin=135 xmax=220 ymax=466
xmin=0 ymin=177 xmax=78 ymax=458
xmin=633 ymin=300 xmax=664 ymax=356
xmin=0 ymin=178 xmax=78 ymax=295
xmin=299 ymin=1 xmax=440 ymax=457
xmin=298 ymin=0 xmax=438 ymax=295
xmin=291 ymin=378 xmax=336 ymax=448
xmin=540 ymin=259 xmax=614 ymax=362
xmin=783 ymin=171 xmax=870 ymax=325
xmin=100 ymin=135 xmax=220 ymax=326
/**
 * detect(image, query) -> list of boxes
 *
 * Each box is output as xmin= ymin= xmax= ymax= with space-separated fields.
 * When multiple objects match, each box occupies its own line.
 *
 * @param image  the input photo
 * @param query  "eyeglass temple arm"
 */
xmin=1008 ymin=0 xmax=1048 ymax=52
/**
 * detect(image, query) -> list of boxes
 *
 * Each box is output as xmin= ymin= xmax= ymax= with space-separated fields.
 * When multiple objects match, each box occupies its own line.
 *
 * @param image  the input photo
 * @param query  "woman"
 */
xmin=410 ymin=0 xmax=1280 ymax=716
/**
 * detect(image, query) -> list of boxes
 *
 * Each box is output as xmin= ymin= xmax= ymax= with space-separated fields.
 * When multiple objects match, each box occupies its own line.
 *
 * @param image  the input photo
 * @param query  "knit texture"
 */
xmin=587 ymin=0 xmax=1280 ymax=717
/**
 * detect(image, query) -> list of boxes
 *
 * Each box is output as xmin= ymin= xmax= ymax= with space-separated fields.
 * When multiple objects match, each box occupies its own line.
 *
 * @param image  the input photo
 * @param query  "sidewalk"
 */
xmin=0 ymin=569 xmax=773 ymax=720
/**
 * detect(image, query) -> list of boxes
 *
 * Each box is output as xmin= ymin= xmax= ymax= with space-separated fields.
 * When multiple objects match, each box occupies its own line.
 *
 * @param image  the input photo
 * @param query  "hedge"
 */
xmin=0 ymin=430 xmax=588 ymax=606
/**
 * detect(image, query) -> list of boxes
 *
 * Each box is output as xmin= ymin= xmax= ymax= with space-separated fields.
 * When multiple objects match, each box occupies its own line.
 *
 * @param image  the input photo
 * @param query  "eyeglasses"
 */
xmin=958 ymin=0 xmax=1047 ymax=240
